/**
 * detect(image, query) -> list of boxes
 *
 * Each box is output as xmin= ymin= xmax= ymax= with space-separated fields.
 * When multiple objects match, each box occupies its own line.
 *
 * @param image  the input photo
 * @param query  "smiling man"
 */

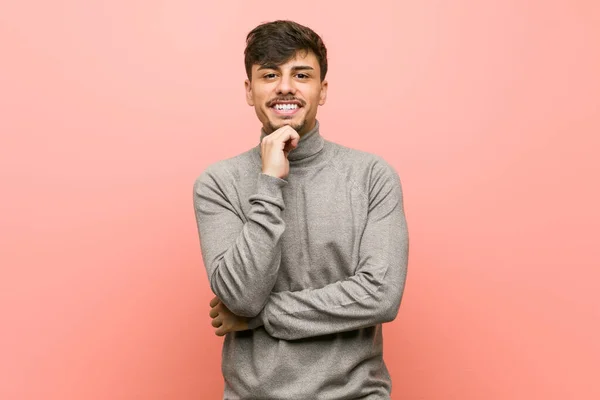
xmin=193 ymin=20 xmax=409 ymax=399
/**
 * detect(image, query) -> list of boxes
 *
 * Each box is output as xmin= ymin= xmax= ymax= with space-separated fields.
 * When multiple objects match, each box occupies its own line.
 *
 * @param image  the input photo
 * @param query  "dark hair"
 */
xmin=244 ymin=20 xmax=328 ymax=81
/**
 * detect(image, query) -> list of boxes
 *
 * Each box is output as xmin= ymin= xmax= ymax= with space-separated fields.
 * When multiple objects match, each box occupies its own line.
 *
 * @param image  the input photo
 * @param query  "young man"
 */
xmin=193 ymin=20 xmax=409 ymax=399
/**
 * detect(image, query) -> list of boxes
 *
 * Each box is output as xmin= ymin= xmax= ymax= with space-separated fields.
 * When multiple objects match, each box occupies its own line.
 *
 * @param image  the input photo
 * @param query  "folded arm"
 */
xmin=248 ymin=160 xmax=409 ymax=340
xmin=194 ymin=168 xmax=288 ymax=317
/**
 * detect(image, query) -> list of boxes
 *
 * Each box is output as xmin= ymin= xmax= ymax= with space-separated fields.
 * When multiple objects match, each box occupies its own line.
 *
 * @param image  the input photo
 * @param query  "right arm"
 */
xmin=193 ymin=169 xmax=288 ymax=317
xmin=194 ymin=126 xmax=299 ymax=318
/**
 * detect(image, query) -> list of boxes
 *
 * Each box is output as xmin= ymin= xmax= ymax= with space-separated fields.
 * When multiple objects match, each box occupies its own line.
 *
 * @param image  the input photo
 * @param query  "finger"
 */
xmin=215 ymin=326 xmax=227 ymax=336
xmin=209 ymin=307 xmax=219 ymax=318
xmin=269 ymin=125 xmax=298 ymax=145
xmin=279 ymin=137 xmax=298 ymax=156
xmin=209 ymin=296 xmax=219 ymax=307
xmin=283 ymin=139 xmax=297 ymax=154
xmin=211 ymin=317 xmax=223 ymax=328
xmin=280 ymin=126 xmax=299 ymax=144
xmin=282 ymin=125 xmax=299 ymax=139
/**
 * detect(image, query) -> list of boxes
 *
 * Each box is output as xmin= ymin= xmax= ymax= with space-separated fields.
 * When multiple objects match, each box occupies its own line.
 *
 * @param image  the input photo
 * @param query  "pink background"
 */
xmin=1 ymin=1 xmax=599 ymax=399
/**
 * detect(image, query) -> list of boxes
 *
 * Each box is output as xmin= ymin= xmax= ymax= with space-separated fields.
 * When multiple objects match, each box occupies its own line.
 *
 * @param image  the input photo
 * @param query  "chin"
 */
xmin=268 ymin=118 xmax=306 ymax=134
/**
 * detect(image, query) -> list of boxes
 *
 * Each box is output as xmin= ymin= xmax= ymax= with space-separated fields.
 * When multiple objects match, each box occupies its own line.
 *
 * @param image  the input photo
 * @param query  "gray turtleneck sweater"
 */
xmin=193 ymin=120 xmax=409 ymax=399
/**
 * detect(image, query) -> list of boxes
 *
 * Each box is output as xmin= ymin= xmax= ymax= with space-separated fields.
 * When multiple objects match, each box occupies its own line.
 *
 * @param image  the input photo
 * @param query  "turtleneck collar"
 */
xmin=259 ymin=120 xmax=324 ymax=162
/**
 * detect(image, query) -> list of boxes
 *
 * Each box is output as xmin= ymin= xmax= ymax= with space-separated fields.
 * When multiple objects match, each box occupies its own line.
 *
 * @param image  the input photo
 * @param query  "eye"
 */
xmin=264 ymin=73 xmax=277 ymax=79
xmin=296 ymin=73 xmax=309 ymax=79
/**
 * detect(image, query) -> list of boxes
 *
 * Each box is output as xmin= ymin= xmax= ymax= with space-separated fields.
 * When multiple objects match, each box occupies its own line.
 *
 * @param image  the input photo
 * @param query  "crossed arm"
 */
xmin=194 ymin=160 xmax=409 ymax=341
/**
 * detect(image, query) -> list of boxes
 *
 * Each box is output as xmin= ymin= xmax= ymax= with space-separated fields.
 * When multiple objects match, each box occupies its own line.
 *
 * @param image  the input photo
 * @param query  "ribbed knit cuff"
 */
xmin=254 ymin=173 xmax=287 ymax=207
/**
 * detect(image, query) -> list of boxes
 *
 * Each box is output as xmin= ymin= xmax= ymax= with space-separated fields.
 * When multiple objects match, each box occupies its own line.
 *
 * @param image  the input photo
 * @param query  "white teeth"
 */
xmin=274 ymin=103 xmax=298 ymax=110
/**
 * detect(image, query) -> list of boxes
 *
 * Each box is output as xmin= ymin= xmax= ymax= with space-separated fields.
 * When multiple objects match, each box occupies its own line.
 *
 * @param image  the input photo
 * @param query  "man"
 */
xmin=193 ymin=20 xmax=409 ymax=399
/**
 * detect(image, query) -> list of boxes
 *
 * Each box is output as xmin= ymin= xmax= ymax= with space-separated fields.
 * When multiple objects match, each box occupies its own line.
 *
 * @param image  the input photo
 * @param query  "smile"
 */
xmin=275 ymin=103 xmax=299 ymax=111
xmin=270 ymin=103 xmax=301 ymax=115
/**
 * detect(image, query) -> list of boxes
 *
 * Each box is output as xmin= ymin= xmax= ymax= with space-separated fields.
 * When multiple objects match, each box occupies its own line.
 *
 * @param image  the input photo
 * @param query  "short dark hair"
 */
xmin=244 ymin=20 xmax=328 ymax=81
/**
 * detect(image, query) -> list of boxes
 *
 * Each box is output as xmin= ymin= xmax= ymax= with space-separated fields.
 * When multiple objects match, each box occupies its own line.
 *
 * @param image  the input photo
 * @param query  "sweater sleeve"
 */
xmin=193 ymin=167 xmax=288 ymax=317
xmin=247 ymin=161 xmax=409 ymax=340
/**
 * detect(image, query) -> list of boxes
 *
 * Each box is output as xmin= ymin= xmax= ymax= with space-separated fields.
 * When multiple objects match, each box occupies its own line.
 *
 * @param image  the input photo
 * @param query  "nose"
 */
xmin=275 ymin=74 xmax=296 ymax=95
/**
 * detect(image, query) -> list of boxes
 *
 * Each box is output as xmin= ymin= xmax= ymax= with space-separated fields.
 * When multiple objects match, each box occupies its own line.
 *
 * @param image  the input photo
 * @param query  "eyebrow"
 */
xmin=257 ymin=64 xmax=315 ymax=72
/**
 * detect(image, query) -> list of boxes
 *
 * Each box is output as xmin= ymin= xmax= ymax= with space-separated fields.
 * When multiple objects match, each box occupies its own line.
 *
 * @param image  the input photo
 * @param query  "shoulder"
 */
xmin=326 ymin=141 xmax=403 ymax=190
xmin=193 ymin=148 xmax=256 ymax=193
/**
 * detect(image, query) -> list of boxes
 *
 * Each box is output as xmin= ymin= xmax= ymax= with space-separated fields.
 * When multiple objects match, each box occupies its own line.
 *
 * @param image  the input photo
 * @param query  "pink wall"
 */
xmin=1 ymin=1 xmax=599 ymax=399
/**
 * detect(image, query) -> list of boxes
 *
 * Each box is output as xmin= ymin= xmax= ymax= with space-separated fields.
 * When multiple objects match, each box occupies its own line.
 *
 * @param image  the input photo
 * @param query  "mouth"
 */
xmin=269 ymin=100 xmax=303 ymax=116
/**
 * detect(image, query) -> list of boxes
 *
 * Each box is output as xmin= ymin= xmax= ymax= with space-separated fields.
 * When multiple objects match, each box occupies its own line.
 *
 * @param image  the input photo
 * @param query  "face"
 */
xmin=245 ymin=50 xmax=328 ymax=136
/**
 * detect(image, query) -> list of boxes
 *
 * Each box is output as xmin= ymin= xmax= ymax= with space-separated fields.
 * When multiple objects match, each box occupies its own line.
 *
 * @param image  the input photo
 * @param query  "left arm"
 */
xmin=245 ymin=161 xmax=409 ymax=341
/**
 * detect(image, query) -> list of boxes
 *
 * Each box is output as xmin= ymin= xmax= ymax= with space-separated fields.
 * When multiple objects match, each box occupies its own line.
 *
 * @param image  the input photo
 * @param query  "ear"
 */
xmin=245 ymin=79 xmax=254 ymax=106
xmin=319 ymin=79 xmax=328 ymax=106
